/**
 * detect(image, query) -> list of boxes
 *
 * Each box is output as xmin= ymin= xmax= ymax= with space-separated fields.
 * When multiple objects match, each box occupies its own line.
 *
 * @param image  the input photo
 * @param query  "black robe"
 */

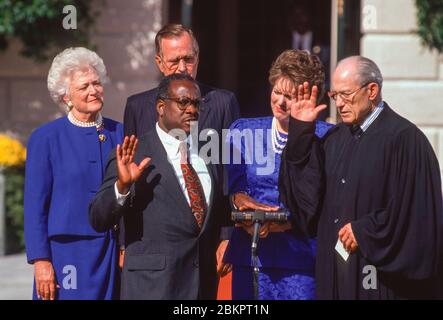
xmin=279 ymin=104 xmax=443 ymax=299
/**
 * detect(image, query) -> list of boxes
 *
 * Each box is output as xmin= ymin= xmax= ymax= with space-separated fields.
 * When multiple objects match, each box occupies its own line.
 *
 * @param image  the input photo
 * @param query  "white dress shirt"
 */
xmin=115 ymin=123 xmax=212 ymax=208
xmin=292 ymin=31 xmax=313 ymax=51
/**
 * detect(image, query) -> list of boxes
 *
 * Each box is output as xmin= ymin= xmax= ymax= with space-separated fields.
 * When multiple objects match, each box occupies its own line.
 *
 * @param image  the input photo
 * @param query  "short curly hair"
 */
xmin=47 ymin=47 xmax=107 ymax=112
xmin=269 ymin=49 xmax=325 ymax=102
xmin=156 ymin=73 xmax=198 ymax=102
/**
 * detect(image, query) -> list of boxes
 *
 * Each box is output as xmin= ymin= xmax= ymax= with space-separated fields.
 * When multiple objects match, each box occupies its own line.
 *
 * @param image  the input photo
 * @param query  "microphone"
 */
xmin=231 ymin=209 xmax=289 ymax=256
xmin=231 ymin=209 xmax=289 ymax=300
xmin=231 ymin=209 xmax=289 ymax=223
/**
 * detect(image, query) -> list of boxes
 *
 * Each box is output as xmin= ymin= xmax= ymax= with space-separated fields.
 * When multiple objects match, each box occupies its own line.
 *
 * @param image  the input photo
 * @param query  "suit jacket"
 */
xmin=89 ymin=129 xmax=227 ymax=299
xmin=24 ymin=116 xmax=123 ymax=263
xmin=120 ymin=83 xmax=241 ymax=242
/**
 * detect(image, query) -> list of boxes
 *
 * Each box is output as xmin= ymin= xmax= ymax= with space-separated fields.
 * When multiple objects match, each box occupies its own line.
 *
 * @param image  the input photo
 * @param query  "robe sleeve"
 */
xmin=24 ymin=130 xmax=53 ymax=263
xmin=352 ymin=126 xmax=443 ymax=279
xmin=279 ymin=117 xmax=327 ymax=237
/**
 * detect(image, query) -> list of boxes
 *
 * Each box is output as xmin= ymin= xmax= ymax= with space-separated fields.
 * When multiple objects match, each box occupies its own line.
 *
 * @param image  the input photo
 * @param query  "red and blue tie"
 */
xmin=180 ymin=142 xmax=207 ymax=229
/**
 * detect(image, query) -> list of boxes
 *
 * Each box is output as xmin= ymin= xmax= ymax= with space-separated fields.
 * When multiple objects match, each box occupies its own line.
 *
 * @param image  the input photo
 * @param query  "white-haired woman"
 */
xmin=24 ymin=47 xmax=123 ymax=300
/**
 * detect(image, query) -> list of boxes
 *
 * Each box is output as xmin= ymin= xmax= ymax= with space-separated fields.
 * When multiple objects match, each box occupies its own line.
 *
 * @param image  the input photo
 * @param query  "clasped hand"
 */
xmin=232 ymin=193 xmax=291 ymax=238
xmin=338 ymin=223 xmax=358 ymax=253
xmin=216 ymin=193 xmax=291 ymax=277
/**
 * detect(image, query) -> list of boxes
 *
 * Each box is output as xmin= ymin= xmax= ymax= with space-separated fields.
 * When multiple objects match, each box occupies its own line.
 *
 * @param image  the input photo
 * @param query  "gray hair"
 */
xmin=338 ymin=56 xmax=383 ymax=89
xmin=155 ymin=24 xmax=199 ymax=57
xmin=47 ymin=47 xmax=107 ymax=112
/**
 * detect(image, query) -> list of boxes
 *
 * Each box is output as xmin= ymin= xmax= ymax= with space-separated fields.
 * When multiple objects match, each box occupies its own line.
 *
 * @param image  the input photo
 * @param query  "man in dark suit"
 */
xmin=123 ymin=23 xmax=240 ymax=140
xmin=119 ymin=24 xmax=240 ymax=269
xmin=89 ymin=74 xmax=227 ymax=299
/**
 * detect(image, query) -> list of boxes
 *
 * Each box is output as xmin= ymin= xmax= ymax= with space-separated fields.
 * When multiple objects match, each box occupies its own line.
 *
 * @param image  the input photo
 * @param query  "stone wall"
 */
xmin=0 ymin=0 xmax=164 ymax=141
xmin=361 ymin=0 xmax=443 ymax=174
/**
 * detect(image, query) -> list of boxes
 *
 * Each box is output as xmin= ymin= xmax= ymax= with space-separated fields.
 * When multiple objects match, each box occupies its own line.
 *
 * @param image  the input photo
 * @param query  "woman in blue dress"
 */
xmin=24 ymin=47 xmax=123 ymax=300
xmin=219 ymin=50 xmax=333 ymax=300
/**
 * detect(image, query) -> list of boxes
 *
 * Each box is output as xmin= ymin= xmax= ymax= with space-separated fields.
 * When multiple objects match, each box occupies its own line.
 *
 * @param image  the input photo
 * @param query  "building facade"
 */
xmin=359 ymin=0 xmax=443 ymax=176
xmin=0 ymin=0 xmax=442 ymax=168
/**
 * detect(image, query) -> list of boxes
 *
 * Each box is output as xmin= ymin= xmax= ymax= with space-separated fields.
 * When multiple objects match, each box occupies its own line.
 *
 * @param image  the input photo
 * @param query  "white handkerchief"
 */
xmin=335 ymin=239 xmax=350 ymax=261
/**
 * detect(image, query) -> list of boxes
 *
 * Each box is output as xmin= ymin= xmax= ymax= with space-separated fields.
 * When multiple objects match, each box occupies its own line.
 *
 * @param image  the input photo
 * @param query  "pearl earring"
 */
xmin=67 ymin=101 xmax=73 ymax=109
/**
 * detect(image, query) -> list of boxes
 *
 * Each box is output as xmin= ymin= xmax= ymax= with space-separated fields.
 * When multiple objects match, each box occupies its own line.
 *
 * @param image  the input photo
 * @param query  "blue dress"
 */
xmin=24 ymin=116 xmax=123 ymax=300
xmin=224 ymin=117 xmax=333 ymax=300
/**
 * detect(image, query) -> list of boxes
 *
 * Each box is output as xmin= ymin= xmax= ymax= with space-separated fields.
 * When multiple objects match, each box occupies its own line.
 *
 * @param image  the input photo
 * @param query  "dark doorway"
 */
xmin=169 ymin=0 xmax=332 ymax=118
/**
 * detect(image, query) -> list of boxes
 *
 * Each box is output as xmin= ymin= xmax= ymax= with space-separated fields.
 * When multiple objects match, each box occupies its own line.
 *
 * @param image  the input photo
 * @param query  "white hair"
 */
xmin=47 ymin=47 xmax=107 ymax=112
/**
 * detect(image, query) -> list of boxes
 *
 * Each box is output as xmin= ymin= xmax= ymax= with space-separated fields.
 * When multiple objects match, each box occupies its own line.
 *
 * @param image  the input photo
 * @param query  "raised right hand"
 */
xmin=290 ymin=82 xmax=327 ymax=122
xmin=34 ymin=260 xmax=59 ymax=300
xmin=116 ymin=135 xmax=151 ymax=194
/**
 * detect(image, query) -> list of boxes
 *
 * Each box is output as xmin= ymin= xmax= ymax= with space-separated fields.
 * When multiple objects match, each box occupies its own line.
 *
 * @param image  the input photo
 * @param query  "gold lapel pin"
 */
xmin=99 ymin=134 xmax=106 ymax=142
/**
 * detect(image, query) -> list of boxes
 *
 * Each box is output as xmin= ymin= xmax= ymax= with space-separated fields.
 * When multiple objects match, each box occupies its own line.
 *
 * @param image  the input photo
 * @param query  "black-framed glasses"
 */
xmin=328 ymin=82 xmax=371 ymax=103
xmin=161 ymin=96 xmax=202 ymax=110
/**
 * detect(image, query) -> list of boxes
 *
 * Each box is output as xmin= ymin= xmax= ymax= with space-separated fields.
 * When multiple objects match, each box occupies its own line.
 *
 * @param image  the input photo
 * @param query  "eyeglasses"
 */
xmin=328 ymin=82 xmax=370 ymax=103
xmin=161 ymin=96 xmax=202 ymax=110
xmin=161 ymin=55 xmax=197 ymax=70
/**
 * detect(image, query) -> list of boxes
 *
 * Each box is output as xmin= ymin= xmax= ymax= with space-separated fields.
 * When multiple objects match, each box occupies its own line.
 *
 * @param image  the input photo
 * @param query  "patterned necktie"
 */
xmin=179 ymin=142 xmax=207 ymax=229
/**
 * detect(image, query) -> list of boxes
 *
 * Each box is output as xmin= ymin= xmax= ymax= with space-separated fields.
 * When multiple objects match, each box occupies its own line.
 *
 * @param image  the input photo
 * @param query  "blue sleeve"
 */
xmin=116 ymin=122 xmax=124 ymax=144
xmin=226 ymin=119 xmax=249 ymax=195
xmin=24 ymin=130 xmax=53 ymax=263
xmin=314 ymin=120 xmax=334 ymax=138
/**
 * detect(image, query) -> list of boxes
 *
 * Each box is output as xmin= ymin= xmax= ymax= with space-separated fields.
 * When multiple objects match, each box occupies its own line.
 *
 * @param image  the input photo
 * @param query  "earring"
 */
xmin=67 ymin=101 xmax=73 ymax=110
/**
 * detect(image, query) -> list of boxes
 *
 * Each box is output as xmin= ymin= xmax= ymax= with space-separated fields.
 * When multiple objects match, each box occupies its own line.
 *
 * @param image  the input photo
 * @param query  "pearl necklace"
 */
xmin=68 ymin=111 xmax=103 ymax=129
xmin=271 ymin=117 xmax=288 ymax=154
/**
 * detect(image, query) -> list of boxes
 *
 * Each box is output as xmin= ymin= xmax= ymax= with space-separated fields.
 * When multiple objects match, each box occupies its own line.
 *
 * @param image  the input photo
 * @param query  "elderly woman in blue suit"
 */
xmin=218 ymin=50 xmax=333 ymax=300
xmin=24 ymin=47 xmax=123 ymax=300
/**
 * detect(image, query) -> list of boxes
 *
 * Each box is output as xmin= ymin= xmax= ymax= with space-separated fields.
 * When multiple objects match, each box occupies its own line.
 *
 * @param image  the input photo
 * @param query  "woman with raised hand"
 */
xmin=218 ymin=50 xmax=333 ymax=300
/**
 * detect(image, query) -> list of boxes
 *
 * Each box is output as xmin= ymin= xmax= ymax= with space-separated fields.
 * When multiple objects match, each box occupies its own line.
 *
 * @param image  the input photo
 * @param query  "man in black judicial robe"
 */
xmin=279 ymin=56 xmax=443 ymax=299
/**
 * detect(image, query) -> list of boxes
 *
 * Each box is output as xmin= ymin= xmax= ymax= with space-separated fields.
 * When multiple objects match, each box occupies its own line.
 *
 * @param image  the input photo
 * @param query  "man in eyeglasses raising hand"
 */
xmin=90 ymin=74 xmax=228 ymax=299
xmin=279 ymin=55 xmax=443 ymax=299
xmin=119 ymin=24 xmax=240 ymax=276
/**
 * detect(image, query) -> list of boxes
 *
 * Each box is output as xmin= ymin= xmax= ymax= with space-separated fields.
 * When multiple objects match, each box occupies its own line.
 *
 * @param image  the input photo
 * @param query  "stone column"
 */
xmin=361 ymin=0 xmax=443 ymax=177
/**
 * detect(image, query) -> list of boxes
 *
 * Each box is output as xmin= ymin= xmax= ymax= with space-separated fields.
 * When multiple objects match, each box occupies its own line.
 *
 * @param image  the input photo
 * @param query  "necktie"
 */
xmin=179 ymin=142 xmax=207 ymax=229
xmin=350 ymin=125 xmax=364 ymax=140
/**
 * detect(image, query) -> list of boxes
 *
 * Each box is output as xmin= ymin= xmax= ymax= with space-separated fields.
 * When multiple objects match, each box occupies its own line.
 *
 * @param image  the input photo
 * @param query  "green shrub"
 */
xmin=3 ymin=166 xmax=25 ymax=254
xmin=416 ymin=0 xmax=443 ymax=53
xmin=0 ymin=0 xmax=102 ymax=61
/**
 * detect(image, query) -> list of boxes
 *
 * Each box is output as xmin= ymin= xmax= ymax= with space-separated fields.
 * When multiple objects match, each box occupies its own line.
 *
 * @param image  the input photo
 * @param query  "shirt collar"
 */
xmin=155 ymin=122 xmax=193 ymax=159
xmin=360 ymin=101 xmax=384 ymax=132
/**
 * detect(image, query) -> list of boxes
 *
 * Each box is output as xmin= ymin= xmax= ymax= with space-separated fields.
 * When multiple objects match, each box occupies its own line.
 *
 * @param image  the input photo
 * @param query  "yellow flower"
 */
xmin=0 ymin=134 xmax=27 ymax=167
